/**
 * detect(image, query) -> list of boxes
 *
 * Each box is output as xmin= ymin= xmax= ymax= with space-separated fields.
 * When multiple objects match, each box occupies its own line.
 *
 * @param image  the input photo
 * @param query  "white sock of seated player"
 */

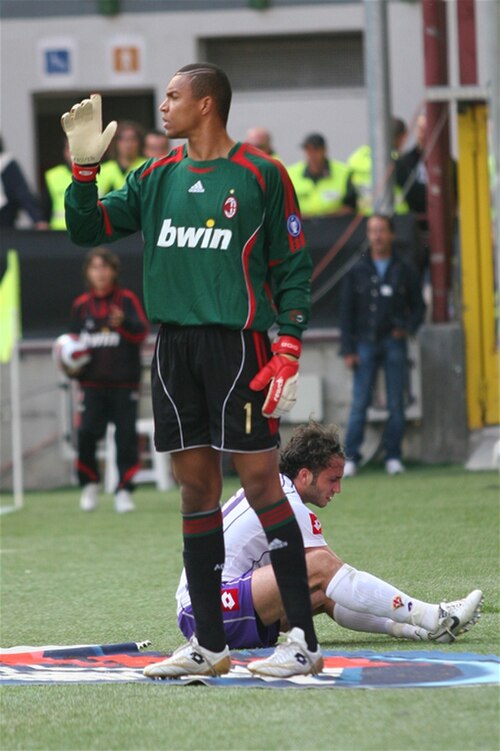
xmin=333 ymin=604 xmax=425 ymax=640
xmin=326 ymin=564 xmax=439 ymax=632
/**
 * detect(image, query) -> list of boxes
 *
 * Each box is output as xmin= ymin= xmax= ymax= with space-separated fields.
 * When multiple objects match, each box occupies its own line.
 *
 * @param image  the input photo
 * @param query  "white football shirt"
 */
xmin=176 ymin=474 xmax=327 ymax=612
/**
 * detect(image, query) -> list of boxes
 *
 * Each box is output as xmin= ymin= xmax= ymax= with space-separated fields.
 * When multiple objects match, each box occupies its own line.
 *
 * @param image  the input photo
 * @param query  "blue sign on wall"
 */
xmin=44 ymin=49 xmax=71 ymax=75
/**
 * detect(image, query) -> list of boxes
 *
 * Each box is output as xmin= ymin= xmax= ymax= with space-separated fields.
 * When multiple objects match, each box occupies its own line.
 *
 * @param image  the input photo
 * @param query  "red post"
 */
xmin=422 ymin=0 xmax=455 ymax=322
xmin=457 ymin=0 xmax=478 ymax=85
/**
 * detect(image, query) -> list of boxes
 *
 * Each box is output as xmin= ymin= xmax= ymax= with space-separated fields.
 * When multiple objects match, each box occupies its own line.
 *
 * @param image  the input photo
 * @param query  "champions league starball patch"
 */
xmin=287 ymin=214 xmax=302 ymax=237
xmin=1 ymin=643 xmax=498 ymax=688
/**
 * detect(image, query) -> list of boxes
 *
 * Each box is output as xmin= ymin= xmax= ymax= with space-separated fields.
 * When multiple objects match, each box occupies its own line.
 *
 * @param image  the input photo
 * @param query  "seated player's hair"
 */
xmin=279 ymin=421 xmax=345 ymax=480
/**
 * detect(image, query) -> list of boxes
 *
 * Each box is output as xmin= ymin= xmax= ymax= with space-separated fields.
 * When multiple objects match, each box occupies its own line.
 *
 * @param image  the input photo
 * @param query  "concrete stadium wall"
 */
xmin=1 ymin=0 xmax=495 ymax=201
xmin=1 ymin=2 xmax=424 ymax=194
xmin=0 ymin=327 xmax=469 ymax=492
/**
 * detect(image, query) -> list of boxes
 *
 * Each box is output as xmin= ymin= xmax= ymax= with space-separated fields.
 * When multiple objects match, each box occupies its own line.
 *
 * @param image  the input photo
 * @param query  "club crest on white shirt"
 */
xmin=309 ymin=512 xmax=323 ymax=535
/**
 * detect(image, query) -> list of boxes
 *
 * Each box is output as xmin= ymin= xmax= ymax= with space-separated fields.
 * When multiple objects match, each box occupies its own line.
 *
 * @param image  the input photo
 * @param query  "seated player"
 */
xmin=174 ymin=422 xmax=483 ymax=652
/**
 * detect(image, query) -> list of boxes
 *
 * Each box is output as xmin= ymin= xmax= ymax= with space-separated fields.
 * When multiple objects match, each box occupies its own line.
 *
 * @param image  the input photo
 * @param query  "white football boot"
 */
xmin=429 ymin=589 xmax=484 ymax=643
xmin=80 ymin=483 xmax=99 ymax=512
xmin=114 ymin=489 xmax=135 ymax=513
xmin=389 ymin=623 xmax=430 ymax=641
xmin=144 ymin=636 xmax=231 ymax=679
xmin=247 ymin=627 xmax=323 ymax=678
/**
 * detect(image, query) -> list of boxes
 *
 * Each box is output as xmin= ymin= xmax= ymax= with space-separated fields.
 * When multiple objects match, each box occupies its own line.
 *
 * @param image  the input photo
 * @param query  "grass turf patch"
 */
xmin=1 ymin=465 xmax=499 ymax=750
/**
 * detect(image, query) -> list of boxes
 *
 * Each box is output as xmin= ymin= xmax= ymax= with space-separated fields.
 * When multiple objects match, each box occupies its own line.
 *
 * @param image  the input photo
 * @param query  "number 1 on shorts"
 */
xmin=244 ymin=402 xmax=252 ymax=434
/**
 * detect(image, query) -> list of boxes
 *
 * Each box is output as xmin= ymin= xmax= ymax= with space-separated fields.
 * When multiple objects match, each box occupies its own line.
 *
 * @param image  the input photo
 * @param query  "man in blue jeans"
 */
xmin=340 ymin=214 xmax=426 ymax=476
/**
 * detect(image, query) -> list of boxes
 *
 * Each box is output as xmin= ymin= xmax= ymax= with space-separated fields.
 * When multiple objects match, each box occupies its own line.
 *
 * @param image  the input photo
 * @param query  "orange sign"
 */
xmin=113 ymin=46 xmax=140 ymax=72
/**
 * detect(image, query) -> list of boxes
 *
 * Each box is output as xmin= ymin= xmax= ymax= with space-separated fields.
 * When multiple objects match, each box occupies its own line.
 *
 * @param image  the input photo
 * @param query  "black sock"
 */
xmin=257 ymin=497 xmax=318 ymax=652
xmin=182 ymin=507 xmax=226 ymax=653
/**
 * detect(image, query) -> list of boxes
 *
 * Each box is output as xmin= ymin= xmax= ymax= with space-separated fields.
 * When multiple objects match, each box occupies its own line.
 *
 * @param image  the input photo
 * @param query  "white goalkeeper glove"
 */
xmin=249 ymin=335 xmax=301 ymax=418
xmin=61 ymin=94 xmax=117 ymax=181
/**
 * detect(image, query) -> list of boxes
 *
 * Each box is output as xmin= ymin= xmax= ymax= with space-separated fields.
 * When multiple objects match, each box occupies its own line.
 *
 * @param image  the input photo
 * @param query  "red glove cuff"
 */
xmin=72 ymin=163 xmax=100 ymax=182
xmin=271 ymin=335 xmax=301 ymax=359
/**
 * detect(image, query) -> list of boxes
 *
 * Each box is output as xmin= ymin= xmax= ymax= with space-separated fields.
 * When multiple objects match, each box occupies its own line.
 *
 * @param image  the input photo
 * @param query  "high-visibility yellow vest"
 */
xmin=287 ymin=159 xmax=352 ymax=217
xmin=98 ymin=157 xmax=147 ymax=197
xmin=347 ymin=144 xmax=409 ymax=215
xmin=44 ymin=164 xmax=72 ymax=229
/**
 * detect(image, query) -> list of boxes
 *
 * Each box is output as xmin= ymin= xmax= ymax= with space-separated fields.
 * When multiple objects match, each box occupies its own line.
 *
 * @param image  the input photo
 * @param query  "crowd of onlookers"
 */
xmin=0 ymin=114 xmax=431 ymax=233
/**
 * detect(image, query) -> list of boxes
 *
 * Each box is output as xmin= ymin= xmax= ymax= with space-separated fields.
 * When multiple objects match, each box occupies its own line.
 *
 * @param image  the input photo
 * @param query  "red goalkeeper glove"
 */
xmin=249 ymin=336 xmax=301 ymax=418
xmin=61 ymin=94 xmax=117 ymax=182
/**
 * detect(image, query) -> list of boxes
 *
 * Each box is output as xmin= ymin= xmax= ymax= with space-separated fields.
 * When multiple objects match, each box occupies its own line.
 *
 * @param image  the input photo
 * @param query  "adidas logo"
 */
xmin=188 ymin=180 xmax=205 ymax=193
xmin=268 ymin=538 xmax=288 ymax=551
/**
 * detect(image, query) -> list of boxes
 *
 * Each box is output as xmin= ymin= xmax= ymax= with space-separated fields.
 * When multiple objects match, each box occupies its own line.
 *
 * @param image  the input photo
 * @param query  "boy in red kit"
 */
xmin=69 ymin=247 xmax=149 ymax=512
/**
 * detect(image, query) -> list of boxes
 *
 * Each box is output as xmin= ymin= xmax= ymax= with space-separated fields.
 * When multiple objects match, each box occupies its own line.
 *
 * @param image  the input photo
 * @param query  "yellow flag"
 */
xmin=0 ymin=249 xmax=22 ymax=363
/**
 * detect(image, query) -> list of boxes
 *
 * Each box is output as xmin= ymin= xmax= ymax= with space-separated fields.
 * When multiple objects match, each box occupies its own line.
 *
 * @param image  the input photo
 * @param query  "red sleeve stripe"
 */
xmin=140 ymin=145 xmax=184 ymax=179
xmin=241 ymin=223 xmax=264 ymax=329
xmin=118 ymin=290 xmax=149 ymax=343
xmin=232 ymin=144 xmax=305 ymax=254
xmin=230 ymin=144 xmax=267 ymax=193
xmin=273 ymin=159 xmax=306 ymax=253
xmin=98 ymin=200 xmax=113 ymax=237
xmin=243 ymin=143 xmax=279 ymax=165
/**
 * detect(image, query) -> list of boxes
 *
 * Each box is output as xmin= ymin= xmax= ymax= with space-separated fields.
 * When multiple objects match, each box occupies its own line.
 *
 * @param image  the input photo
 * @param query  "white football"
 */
xmin=53 ymin=333 xmax=91 ymax=375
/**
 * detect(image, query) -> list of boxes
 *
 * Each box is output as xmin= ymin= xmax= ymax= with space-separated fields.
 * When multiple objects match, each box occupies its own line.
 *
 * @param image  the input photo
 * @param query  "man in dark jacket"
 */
xmin=340 ymin=214 xmax=426 ymax=476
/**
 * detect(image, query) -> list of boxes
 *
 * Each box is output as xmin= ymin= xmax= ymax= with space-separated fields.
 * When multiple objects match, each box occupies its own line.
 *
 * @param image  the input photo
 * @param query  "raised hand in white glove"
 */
xmin=61 ymin=94 xmax=117 ymax=181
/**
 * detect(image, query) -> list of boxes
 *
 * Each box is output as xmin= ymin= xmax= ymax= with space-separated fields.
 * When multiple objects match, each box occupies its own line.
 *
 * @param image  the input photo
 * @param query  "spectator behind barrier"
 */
xmin=0 ymin=134 xmax=48 ymax=229
xmin=287 ymin=133 xmax=357 ymax=218
xmin=99 ymin=121 xmax=147 ymax=196
xmin=347 ymin=117 xmax=410 ymax=216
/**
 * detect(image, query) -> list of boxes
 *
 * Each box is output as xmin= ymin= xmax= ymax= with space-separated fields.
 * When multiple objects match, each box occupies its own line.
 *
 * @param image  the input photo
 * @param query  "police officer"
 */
xmin=287 ymin=133 xmax=357 ymax=217
xmin=43 ymin=140 xmax=72 ymax=230
xmin=347 ymin=118 xmax=409 ymax=216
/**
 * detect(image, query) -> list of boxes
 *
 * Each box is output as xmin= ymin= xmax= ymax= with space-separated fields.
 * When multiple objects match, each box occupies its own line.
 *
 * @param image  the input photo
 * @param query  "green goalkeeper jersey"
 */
xmin=65 ymin=143 xmax=311 ymax=339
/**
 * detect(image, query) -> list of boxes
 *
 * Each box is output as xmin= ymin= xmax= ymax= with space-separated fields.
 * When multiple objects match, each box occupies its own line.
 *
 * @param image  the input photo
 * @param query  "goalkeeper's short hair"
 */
xmin=175 ymin=62 xmax=232 ymax=125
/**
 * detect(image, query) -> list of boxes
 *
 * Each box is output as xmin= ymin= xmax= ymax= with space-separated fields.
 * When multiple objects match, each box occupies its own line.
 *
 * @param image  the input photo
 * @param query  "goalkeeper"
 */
xmin=62 ymin=63 xmax=319 ymax=679
xmin=169 ymin=421 xmax=483 ymax=655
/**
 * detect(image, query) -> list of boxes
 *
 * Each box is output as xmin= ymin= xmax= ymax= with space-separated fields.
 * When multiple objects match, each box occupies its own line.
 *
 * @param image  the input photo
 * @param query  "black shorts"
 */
xmin=151 ymin=324 xmax=280 ymax=453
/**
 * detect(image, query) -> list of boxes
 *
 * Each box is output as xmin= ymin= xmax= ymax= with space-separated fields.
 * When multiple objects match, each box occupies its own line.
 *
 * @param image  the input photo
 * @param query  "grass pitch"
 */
xmin=1 ymin=464 xmax=499 ymax=750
